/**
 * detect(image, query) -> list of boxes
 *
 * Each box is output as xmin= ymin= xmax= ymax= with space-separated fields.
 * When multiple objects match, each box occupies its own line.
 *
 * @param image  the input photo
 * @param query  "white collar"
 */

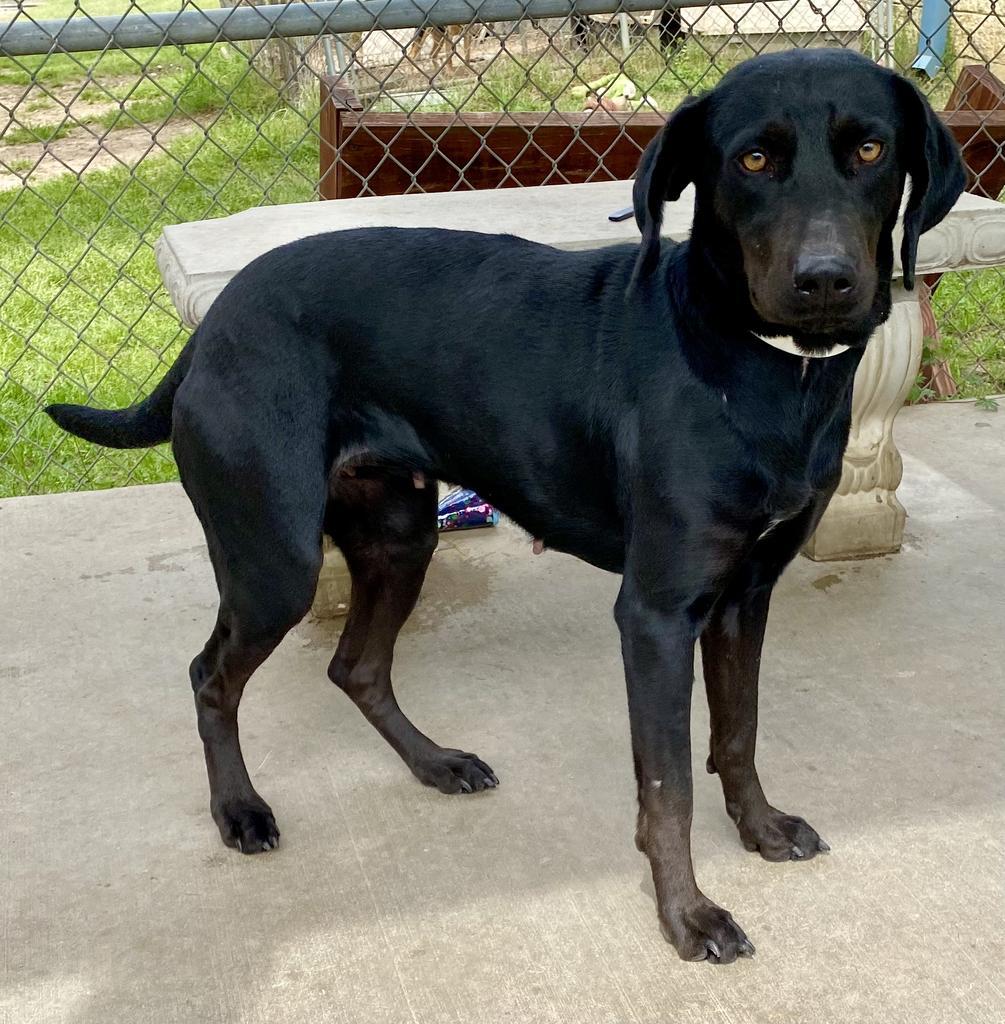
xmin=754 ymin=333 xmax=851 ymax=358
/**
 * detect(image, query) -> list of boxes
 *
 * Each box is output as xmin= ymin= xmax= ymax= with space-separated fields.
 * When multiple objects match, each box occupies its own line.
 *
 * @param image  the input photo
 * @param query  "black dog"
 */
xmin=48 ymin=49 xmax=964 ymax=963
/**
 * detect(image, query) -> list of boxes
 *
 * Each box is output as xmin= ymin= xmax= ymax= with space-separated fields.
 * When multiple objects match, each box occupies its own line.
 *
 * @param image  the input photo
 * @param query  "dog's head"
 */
xmin=632 ymin=49 xmax=965 ymax=349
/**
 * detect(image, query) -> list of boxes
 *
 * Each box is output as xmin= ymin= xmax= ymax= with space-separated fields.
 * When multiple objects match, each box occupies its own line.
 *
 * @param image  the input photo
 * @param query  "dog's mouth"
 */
xmin=784 ymin=312 xmax=866 ymax=338
xmin=749 ymin=289 xmax=875 ymax=345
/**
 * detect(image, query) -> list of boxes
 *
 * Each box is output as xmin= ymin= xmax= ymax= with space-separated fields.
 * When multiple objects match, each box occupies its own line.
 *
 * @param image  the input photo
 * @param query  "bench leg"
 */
xmin=311 ymin=538 xmax=352 ymax=618
xmin=803 ymin=282 xmax=923 ymax=561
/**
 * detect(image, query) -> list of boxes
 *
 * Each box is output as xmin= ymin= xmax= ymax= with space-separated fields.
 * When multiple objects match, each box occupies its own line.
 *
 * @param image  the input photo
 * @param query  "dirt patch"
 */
xmin=0 ymin=74 xmax=137 ymax=126
xmin=4 ymin=96 xmax=119 ymax=130
xmin=0 ymin=71 xmax=213 ymax=189
xmin=0 ymin=115 xmax=212 ymax=191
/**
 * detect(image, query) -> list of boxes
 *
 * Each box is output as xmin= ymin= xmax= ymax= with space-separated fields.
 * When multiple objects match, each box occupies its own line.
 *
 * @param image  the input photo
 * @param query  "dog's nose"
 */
xmin=792 ymin=254 xmax=858 ymax=303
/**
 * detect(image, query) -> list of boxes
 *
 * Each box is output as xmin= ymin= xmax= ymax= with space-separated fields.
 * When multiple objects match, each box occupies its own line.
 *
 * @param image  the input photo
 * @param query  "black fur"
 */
xmin=47 ymin=49 xmax=963 ymax=964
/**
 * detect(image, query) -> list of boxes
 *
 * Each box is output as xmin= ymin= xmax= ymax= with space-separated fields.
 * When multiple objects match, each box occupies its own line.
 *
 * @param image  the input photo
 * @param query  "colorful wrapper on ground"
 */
xmin=437 ymin=488 xmax=500 ymax=531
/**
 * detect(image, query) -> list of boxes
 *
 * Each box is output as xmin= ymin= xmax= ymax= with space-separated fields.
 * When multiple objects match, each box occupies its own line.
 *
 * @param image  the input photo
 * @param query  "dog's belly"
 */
xmin=437 ymin=464 xmax=625 ymax=573
xmin=336 ymin=422 xmax=626 ymax=573
xmin=551 ymin=537 xmax=625 ymax=574
xmin=444 ymin=469 xmax=626 ymax=572
xmin=443 ymin=459 xmax=626 ymax=571
xmin=506 ymin=512 xmax=625 ymax=573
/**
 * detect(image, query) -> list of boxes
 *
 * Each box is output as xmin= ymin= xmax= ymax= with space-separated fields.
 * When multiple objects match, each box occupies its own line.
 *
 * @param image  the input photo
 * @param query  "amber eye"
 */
xmin=858 ymin=140 xmax=883 ymax=163
xmin=740 ymin=150 xmax=768 ymax=173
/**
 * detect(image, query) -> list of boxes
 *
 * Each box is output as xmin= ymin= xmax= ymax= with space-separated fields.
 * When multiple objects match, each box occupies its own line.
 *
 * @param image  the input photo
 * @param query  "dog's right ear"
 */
xmin=632 ymin=95 xmax=708 ymax=284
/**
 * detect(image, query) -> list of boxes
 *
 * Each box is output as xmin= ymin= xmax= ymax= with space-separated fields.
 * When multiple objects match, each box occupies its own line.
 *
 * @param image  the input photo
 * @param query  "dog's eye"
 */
xmin=740 ymin=151 xmax=768 ymax=173
xmin=857 ymin=141 xmax=883 ymax=164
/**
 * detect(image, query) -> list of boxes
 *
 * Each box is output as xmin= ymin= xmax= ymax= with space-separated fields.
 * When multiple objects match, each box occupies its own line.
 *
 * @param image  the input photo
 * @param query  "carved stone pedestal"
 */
xmin=803 ymin=284 xmax=922 ymax=561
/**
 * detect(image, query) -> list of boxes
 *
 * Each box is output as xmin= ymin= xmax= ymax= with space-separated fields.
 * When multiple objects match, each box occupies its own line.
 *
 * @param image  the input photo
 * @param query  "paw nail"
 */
xmin=791 ymin=845 xmax=804 ymax=859
xmin=818 ymin=838 xmax=831 ymax=852
xmin=739 ymin=939 xmax=755 ymax=957
xmin=706 ymin=940 xmax=721 ymax=960
xmin=459 ymin=779 xmax=473 ymax=793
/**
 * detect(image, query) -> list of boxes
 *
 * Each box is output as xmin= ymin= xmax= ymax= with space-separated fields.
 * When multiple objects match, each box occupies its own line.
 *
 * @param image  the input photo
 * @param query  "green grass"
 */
xmin=2 ymin=43 xmax=277 ymax=134
xmin=96 ymin=44 xmax=289 ymax=128
xmin=1 ymin=43 xmax=184 ymax=90
xmin=1 ymin=94 xmax=320 ymax=496
xmin=931 ymin=270 xmax=1005 ymax=399
xmin=0 ymin=20 xmax=329 ymax=495
xmin=3 ymin=122 xmax=74 ymax=146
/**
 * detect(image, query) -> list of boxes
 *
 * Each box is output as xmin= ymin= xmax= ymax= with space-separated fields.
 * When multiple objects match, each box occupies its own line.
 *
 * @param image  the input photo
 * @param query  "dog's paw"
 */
xmin=411 ymin=749 xmax=498 ymax=794
xmin=736 ymin=807 xmax=829 ymax=862
xmin=659 ymin=897 xmax=755 ymax=964
xmin=213 ymin=798 xmax=280 ymax=853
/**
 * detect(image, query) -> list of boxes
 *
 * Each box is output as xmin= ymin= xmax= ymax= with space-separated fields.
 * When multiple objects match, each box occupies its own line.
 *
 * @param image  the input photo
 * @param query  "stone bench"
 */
xmin=155 ymin=180 xmax=1005 ymax=614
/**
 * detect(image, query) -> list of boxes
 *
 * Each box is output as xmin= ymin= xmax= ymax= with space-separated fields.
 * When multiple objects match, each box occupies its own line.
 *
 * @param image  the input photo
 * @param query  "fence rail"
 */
xmin=1 ymin=0 xmax=1003 ymax=498
xmin=0 ymin=0 xmax=751 ymax=56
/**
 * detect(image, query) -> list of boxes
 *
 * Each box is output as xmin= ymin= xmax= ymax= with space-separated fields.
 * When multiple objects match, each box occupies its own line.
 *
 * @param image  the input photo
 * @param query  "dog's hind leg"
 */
xmin=175 ymin=385 xmax=327 ymax=853
xmin=326 ymin=468 xmax=498 ymax=794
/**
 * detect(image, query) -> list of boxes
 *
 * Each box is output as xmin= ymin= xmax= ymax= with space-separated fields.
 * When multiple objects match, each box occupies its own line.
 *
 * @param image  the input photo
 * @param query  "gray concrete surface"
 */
xmin=2 ymin=401 xmax=1003 ymax=1024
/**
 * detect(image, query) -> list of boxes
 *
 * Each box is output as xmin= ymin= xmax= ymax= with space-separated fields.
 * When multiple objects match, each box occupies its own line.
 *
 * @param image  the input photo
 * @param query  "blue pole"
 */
xmin=912 ymin=0 xmax=951 ymax=78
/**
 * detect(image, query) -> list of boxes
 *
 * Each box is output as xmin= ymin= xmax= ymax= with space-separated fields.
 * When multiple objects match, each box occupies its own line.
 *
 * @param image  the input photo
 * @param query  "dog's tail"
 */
xmin=46 ymin=334 xmax=195 ymax=449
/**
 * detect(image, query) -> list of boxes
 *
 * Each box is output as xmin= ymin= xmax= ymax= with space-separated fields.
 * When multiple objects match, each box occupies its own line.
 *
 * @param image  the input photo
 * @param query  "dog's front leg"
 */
xmin=615 ymin=574 xmax=754 ymax=964
xmin=701 ymin=512 xmax=831 ymax=862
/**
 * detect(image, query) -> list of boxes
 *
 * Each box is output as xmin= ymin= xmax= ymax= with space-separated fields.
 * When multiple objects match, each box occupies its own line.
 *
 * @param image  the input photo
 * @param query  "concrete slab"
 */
xmin=2 ymin=401 xmax=1003 ymax=1023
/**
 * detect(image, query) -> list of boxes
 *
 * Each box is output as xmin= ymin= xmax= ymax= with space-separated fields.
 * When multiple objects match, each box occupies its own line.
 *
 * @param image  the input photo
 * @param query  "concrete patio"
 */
xmin=2 ymin=401 xmax=1003 ymax=1023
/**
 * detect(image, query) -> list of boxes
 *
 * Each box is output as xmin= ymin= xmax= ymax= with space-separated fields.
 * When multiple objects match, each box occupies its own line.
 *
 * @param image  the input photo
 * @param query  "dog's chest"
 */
xmin=759 ymin=458 xmax=833 ymax=518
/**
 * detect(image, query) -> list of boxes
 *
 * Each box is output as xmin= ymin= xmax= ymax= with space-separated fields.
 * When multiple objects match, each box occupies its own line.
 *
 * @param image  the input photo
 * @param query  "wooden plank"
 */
xmin=337 ymin=110 xmax=665 ymax=129
xmin=332 ymin=114 xmax=663 ymax=198
xmin=319 ymin=78 xmax=363 ymax=201
xmin=941 ymin=109 xmax=1005 ymax=131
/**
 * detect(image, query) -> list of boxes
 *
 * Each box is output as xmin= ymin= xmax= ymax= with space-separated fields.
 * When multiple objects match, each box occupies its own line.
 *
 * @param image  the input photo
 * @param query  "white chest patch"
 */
xmin=753 ymin=334 xmax=851 ymax=358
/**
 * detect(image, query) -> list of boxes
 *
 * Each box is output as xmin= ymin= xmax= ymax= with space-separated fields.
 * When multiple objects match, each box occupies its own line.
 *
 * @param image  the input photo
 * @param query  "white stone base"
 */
xmin=804 ymin=284 xmax=922 ymax=561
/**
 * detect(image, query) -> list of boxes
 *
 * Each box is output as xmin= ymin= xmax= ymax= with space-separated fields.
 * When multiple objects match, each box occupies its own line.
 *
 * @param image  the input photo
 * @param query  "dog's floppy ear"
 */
xmin=895 ymin=77 xmax=966 ymax=290
xmin=632 ymin=95 xmax=708 ymax=283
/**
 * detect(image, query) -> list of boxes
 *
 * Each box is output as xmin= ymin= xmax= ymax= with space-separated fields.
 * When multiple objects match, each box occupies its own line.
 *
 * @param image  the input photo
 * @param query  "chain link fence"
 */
xmin=1 ymin=0 xmax=1003 ymax=497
